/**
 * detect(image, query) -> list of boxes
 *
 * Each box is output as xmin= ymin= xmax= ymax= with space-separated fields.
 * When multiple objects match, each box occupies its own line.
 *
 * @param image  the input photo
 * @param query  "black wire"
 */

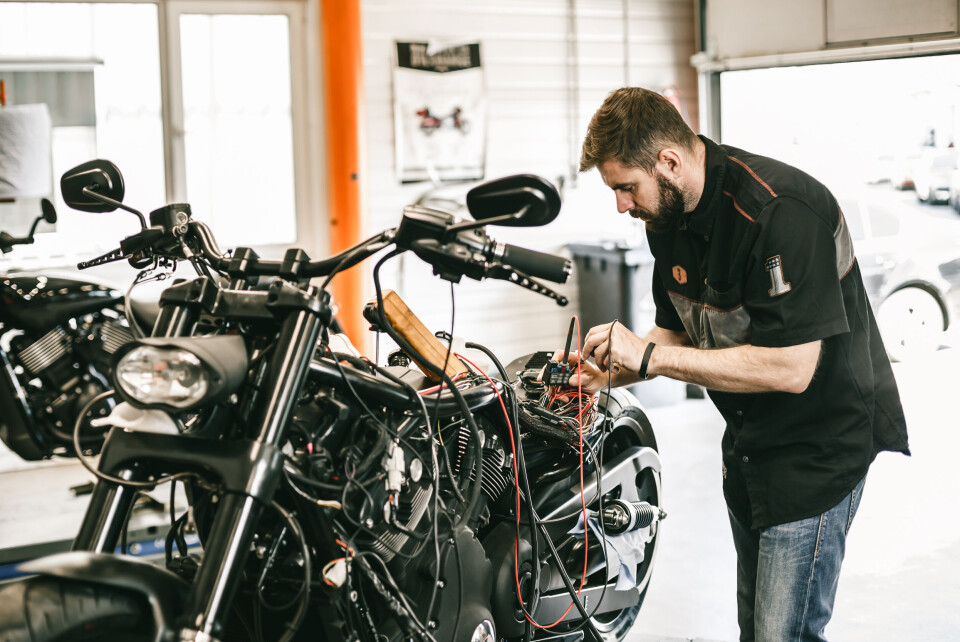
xmin=548 ymin=321 xmax=618 ymax=637
xmin=328 ymin=357 xmax=432 ymax=481
xmin=368 ymin=363 xmax=448 ymax=628
xmin=430 ymin=282 xmax=456 ymax=443
xmin=268 ymin=500 xmax=311 ymax=642
xmin=534 ymin=322 xmax=619 ymax=638
xmin=500 ymin=320 xmax=621 ymax=639
xmin=371 ymin=250 xmax=484 ymax=531
xmin=353 ymin=551 xmax=438 ymax=642
xmin=318 ymin=232 xmax=392 ymax=292
xmin=437 ymin=511 xmax=464 ymax=642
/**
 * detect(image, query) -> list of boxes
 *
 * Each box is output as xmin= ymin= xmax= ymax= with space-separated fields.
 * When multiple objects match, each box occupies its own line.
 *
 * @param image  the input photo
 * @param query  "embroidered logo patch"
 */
xmin=764 ymin=255 xmax=792 ymax=297
xmin=672 ymin=265 xmax=687 ymax=284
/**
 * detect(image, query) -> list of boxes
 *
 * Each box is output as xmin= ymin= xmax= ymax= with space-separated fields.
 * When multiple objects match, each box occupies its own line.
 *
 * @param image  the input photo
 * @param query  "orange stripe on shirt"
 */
xmin=723 ymin=191 xmax=755 ymax=222
xmin=728 ymin=156 xmax=778 ymax=198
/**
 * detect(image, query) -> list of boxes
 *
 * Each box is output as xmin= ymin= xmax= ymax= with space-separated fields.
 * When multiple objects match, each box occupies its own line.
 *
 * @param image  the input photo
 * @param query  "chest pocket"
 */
xmin=700 ymin=283 xmax=752 ymax=349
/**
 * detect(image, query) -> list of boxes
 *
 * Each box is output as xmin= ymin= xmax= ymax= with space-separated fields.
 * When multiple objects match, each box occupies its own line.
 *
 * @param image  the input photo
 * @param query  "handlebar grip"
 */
xmin=493 ymin=243 xmax=571 ymax=283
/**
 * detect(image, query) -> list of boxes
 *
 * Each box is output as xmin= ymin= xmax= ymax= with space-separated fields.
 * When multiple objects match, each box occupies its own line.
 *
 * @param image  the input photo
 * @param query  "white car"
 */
xmin=913 ymin=149 xmax=958 ymax=204
xmin=841 ymin=194 xmax=960 ymax=360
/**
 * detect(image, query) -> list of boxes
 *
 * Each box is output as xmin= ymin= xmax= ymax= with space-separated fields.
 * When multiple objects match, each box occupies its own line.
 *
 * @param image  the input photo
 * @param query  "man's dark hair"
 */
xmin=580 ymin=87 xmax=698 ymax=173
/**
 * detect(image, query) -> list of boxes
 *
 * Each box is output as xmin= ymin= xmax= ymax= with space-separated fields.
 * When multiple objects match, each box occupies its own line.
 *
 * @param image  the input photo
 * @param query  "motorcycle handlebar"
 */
xmin=0 ymin=231 xmax=31 ymax=253
xmin=92 ymin=210 xmax=570 ymax=298
xmin=488 ymin=241 xmax=571 ymax=284
xmin=186 ymin=221 xmax=394 ymax=279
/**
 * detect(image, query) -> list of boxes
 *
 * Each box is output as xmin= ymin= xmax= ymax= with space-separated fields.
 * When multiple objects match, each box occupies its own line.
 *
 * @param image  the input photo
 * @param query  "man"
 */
xmin=562 ymin=87 xmax=910 ymax=641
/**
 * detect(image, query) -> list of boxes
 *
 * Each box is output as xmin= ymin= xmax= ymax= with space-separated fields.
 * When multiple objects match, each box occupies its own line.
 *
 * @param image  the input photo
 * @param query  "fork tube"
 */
xmin=252 ymin=308 xmax=322 ymax=446
xmin=152 ymin=302 xmax=199 ymax=338
xmin=181 ymin=493 xmax=263 ymax=638
xmin=72 ymin=467 xmax=141 ymax=552
xmin=179 ymin=307 xmax=322 ymax=639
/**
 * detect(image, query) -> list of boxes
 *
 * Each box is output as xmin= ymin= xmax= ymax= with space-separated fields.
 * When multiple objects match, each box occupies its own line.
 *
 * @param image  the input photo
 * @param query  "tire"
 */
xmin=877 ymin=286 xmax=946 ymax=361
xmin=0 ymin=576 xmax=151 ymax=642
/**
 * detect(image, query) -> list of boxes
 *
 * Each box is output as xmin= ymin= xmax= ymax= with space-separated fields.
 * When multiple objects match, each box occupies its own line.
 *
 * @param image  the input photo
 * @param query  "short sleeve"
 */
xmin=652 ymin=263 xmax=686 ymax=333
xmin=745 ymin=198 xmax=849 ymax=347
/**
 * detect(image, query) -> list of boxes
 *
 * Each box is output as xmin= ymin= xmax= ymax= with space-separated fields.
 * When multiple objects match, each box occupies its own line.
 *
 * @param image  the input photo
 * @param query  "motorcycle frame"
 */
xmin=70 ymin=274 xmax=328 ymax=642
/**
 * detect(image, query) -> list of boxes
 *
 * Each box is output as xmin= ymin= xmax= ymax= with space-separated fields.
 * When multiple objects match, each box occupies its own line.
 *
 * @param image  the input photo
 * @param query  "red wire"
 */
xmin=455 ymin=329 xmax=590 ymax=629
xmin=418 ymin=371 xmax=467 ymax=395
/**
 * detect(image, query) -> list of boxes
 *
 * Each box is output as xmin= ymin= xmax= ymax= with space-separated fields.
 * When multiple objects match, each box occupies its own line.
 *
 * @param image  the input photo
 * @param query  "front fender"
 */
xmin=19 ymin=552 xmax=187 ymax=642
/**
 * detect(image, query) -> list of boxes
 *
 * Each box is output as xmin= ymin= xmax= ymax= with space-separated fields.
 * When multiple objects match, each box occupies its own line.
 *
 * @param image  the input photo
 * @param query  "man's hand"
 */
xmin=582 ymin=321 xmax=649 ymax=376
xmin=549 ymin=350 xmax=611 ymax=395
xmin=551 ymin=321 xmax=650 ymax=394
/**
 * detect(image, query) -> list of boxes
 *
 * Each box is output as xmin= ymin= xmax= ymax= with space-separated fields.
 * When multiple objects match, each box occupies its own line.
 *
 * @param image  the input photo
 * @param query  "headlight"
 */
xmin=115 ymin=346 xmax=209 ymax=409
xmin=110 ymin=335 xmax=249 ymax=412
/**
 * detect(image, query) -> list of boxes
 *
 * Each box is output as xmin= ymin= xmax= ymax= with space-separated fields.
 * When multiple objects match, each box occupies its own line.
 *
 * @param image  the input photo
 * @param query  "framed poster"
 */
xmin=393 ymin=41 xmax=486 ymax=183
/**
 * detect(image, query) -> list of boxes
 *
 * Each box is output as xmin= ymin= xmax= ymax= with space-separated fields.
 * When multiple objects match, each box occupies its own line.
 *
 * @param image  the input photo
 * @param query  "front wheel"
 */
xmin=878 ymin=286 xmax=946 ymax=361
xmin=0 ymin=577 xmax=151 ymax=641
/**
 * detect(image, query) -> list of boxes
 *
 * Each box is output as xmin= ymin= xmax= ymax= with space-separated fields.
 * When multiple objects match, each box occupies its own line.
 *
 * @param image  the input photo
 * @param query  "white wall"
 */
xmin=359 ymin=0 xmax=698 ymax=363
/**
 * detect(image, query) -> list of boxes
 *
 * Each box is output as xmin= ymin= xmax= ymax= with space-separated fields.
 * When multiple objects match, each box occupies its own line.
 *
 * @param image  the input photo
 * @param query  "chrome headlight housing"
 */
xmin=111 ymin=335 xmax=248 ymax=412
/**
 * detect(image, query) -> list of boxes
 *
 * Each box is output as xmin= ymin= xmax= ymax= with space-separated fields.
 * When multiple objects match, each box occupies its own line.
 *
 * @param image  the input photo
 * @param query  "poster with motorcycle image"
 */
xmin=393 ymin=41 xmax=486 ymax=183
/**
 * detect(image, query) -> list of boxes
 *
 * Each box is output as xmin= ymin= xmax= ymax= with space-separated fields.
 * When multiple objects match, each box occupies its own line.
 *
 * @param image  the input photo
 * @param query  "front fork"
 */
xmin=73 ymin=293 xmax=324 ymax=642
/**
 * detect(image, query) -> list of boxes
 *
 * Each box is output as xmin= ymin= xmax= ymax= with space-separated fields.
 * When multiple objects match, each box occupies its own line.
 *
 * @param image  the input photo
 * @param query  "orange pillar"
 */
xmin=320 ymin=0 xmax=366 ymax=352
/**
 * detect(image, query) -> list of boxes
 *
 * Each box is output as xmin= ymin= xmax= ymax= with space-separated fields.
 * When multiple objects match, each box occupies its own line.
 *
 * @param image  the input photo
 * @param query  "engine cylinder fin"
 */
xmin=370 ymin=485 xmax=432 ymax=562
xmin=455 ymin=421 xmax=470 ymax=475
xmin=468 ymin=449 xmax=508 ymax=502
xmin=100 ymin=320 xmax=134 ymax=354
xmin=17 ymin=326 xmax=69 ymax=374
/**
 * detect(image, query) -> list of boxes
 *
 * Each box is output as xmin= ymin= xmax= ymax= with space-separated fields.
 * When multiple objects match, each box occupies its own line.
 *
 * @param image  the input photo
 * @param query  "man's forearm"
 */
xmin=647 ymin=341 xmax=821 ymax=394
xmin=644 ymin=326 xmax=691 ymax=347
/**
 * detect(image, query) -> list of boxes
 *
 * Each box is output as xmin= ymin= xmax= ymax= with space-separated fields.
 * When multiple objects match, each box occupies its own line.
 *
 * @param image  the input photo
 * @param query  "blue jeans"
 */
xmin=727 ymin=476 xmax=866 ymax=642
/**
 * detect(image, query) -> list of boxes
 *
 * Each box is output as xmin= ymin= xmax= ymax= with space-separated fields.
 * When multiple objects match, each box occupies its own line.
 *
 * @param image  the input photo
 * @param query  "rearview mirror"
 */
xmin=60 ymin=160 xmax=125 ymax=213
xmin=40 ymin=198 xmax=57 ymax=225
xmin=465 ymin=174 xmax=561 ymax=227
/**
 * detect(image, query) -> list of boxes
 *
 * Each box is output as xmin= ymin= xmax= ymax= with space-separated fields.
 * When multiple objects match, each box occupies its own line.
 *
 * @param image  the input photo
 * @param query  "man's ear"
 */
xmin=658 ymin=148 xmax=683 ymax=177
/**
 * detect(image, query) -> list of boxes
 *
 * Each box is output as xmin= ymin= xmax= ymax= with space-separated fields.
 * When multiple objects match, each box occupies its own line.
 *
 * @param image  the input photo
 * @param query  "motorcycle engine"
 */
xmin=9 ymin=316 xmax=133 ymax=451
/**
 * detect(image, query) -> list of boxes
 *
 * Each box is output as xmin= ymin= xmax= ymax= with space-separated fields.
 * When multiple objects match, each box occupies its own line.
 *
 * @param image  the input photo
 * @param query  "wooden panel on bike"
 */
xmin=372 ymin=290 xmax=468 ymax=381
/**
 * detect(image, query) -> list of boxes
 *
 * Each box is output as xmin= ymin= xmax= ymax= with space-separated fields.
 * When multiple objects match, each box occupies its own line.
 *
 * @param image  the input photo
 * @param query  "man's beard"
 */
xmin=630 ymin=173 xmax=685 ymax=234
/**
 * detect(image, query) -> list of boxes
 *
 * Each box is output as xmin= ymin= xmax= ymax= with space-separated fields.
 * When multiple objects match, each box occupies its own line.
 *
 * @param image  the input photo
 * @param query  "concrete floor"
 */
xmin=0 ymin=347 xmax=957 ymax=640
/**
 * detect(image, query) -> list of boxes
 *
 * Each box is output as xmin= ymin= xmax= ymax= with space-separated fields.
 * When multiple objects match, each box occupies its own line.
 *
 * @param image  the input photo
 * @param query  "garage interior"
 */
xmin=0 ymin=1 xmax=958 ymax=641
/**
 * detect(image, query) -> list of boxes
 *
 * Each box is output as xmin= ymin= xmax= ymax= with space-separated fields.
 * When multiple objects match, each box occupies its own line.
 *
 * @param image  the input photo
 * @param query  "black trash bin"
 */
xmin=568 ymin=240 xmax=686 ymax=407
xmin=567 ymin=240 xmax=655 ymax=338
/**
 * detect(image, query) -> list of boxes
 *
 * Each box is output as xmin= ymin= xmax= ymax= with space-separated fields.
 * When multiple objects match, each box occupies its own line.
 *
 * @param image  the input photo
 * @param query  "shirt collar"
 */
xmin=683 ymin=135 xmax=726 ymax=237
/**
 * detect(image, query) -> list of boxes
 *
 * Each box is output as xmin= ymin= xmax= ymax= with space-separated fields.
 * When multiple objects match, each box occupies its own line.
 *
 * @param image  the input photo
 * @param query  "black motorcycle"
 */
xmin=0 ymin=199 xmax=145 ymax=460
xmin=0 ymin=160 xmax=663 ymax=642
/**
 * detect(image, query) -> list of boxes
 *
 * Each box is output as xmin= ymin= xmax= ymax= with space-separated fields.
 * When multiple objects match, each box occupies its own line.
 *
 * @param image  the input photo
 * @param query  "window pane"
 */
xmin=180 ymin=14 xmax=297 ymax=248
xmin=0 ymin=3 xmax=163 ymax=266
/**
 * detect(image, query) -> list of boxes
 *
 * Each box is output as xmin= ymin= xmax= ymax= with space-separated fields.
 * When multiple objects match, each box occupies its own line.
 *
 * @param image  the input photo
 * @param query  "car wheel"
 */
xmin=878 ymin=286 xmax=946 ymax=361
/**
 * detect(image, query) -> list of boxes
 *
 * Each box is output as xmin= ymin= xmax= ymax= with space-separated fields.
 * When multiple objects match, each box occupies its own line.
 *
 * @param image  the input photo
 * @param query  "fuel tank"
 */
xmin=0 ymin=274 xmax=123 ymax=331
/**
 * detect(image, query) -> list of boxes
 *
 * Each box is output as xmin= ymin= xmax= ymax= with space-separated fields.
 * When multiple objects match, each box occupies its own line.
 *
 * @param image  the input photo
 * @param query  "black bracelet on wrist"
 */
xmin=638 ymin=342 xmax=656 ymax=379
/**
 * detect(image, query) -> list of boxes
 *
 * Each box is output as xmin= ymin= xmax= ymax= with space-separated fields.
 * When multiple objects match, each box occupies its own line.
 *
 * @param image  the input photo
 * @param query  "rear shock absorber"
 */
xmin=600 ymin=498 xmax=667 ymax=534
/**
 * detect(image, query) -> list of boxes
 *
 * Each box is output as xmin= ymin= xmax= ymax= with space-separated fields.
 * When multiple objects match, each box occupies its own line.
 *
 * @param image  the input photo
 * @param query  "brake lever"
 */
xmin=78 ymin=247 xmax=127 ymax=270
xmin=486 ymin=264 xmax=568 ymax=306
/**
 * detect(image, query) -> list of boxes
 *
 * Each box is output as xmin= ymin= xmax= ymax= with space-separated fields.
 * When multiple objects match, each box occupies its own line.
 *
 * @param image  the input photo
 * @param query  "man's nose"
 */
xmin=615 ymin=193 xmax=633 ymax=213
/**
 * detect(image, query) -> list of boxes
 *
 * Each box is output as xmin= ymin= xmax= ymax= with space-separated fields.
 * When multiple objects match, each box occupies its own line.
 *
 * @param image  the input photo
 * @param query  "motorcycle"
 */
xmin=0 ymin=199 xmax=145 ymax=460
xmin=0 ymin=160 xmax=664 ymax=642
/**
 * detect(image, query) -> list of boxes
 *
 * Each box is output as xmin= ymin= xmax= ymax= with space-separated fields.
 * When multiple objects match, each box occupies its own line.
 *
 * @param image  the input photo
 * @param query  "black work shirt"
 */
xmin=648 ymin=136 xmax=910 ymax=529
